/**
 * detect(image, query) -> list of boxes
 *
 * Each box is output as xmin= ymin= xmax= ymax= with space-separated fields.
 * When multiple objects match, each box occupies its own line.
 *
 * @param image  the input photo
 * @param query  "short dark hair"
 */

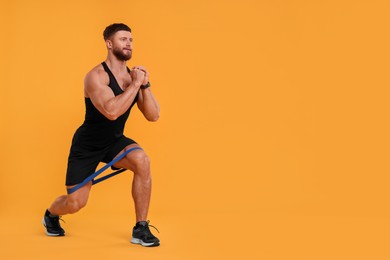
xmin=103 ymin=23 xmax=131 ymax=40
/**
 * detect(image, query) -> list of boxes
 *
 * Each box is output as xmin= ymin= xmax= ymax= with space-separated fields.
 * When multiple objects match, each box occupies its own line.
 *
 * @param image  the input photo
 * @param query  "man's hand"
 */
xmin=130 ymin=68 xmax=146 ymax=87
xmin=132 ymin=66 xmax=149 ymax=85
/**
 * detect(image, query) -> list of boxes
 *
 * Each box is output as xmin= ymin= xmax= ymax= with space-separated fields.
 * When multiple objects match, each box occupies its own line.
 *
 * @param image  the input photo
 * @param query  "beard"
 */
xmin=113 ymin=46 xmax=132 ymax=61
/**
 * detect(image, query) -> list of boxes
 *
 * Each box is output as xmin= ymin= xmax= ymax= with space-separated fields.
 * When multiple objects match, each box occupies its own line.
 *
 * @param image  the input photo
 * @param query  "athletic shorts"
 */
xmin=65 ymin=135 xmax=137 ymax=186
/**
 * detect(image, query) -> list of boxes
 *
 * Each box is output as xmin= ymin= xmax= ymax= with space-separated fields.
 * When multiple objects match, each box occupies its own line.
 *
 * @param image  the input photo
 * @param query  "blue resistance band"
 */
xmin=67 ymin=147 xmax=143 ymax=194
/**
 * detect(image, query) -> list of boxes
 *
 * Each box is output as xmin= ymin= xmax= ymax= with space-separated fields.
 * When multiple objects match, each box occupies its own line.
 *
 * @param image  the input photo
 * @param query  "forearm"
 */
xmin=140 ymin=88 xmax=160 ymax=121
xmin=104 ymin=83 xmax=140 ymax=120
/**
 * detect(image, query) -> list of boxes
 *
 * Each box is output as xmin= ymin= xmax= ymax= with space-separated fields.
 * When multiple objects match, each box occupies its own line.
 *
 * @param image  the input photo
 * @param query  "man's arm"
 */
xmin=84 ymin=68 xmax=144 ymax=120
xmin=132 ymin=66 xmax=160 ymax=122
xmin=137 ymin=88 xmax=160 ymax=121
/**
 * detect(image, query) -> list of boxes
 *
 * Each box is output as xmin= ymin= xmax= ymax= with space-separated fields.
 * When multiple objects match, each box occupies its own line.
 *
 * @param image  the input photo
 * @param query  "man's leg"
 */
xmin=43 ymin=182 xmax=92 ymax=236
xmin=49 ymin=181 xmax=92 ymax=215
xmin=113 ymin=144 xmax=160 ymax=247
xmin=113 ymin=144 xmax=151 ymax=222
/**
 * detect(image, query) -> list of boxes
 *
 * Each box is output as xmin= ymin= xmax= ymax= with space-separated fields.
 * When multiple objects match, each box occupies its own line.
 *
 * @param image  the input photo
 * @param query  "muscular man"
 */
xmin=42 ymin=23 xmax=161 ymax=247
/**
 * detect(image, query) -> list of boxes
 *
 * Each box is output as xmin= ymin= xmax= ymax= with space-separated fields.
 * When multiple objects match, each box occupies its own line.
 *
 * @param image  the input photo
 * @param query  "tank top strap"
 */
xmin=101 ymin=61 xmax=127 ymax=96
xmin=101 ymin=62 xmax=114 ymax=85
xmin=101 ymin=61 xmax=131 ymax=76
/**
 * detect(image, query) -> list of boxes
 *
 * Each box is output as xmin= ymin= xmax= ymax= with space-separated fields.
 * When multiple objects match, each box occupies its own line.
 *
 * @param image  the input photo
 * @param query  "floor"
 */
xmin=1 ymin=208 xmax=389 ymax=259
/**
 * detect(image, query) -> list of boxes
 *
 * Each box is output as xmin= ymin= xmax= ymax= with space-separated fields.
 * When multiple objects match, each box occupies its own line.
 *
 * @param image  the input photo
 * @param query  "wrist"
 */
xmin=132 ymin=81 xmax=143 ymax=88
xmin=140 ymin=82 xmax=151 ymax=90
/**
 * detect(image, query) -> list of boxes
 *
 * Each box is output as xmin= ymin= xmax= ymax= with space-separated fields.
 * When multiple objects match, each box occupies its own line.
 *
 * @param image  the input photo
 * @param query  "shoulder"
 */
xmin=84 ymin=63 xmax=109 ymax=86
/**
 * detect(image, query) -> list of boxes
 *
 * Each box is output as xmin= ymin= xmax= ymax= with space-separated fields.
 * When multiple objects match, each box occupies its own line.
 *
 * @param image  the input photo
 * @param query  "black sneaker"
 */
xmin=131 ymin=220 xmax=160 ymax=247
xmin=42 ymin=209 xmax=65 ymax=236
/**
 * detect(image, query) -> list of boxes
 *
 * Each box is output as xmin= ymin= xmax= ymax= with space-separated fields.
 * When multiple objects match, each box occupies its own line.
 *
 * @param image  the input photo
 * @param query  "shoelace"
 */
xmin=51 ymin=215 xmax=65 ymax=228
xmin=147 ymin=223 xmax=160 ymax=234
xmin=141 ymin=220 xmax=160 ymax=236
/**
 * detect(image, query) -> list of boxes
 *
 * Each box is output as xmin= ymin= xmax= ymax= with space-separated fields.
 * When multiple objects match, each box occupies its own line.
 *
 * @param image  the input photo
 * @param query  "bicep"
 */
xmin=85 ymin=73 xmax=115 ymax=117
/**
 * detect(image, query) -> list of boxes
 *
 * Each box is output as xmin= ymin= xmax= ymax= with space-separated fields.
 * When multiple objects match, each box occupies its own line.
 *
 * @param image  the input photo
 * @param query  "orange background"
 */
xmin=1 ymin=0 xmax=390 ymax=259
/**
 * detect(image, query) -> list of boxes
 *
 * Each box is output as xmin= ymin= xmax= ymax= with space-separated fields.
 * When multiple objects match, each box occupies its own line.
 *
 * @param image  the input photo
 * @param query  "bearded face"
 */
xmin=113 ymin=45 xmax=132 ymax=61
xmin=108 ymin=30 xmax=133 ymax=61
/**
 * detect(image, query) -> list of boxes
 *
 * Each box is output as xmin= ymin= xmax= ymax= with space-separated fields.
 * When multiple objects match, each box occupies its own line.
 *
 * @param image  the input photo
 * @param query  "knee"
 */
xmin=128 ymin=151 xmax=150 ymax=171
xmin=66 ymin=198 xmax=87 ymax=214
xmin=128 ymin=151 xmax=151 ymax=178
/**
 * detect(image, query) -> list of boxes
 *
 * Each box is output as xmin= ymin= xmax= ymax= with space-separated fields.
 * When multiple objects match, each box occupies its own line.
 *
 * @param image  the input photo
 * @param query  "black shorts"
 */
xmin=65 ymin=135 xmax=137 ymax=186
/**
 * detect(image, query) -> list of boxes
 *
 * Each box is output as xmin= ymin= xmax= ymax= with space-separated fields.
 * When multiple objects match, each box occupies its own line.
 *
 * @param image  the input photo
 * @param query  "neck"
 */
xmin=105 ymin=54 xmax=128 ymax=73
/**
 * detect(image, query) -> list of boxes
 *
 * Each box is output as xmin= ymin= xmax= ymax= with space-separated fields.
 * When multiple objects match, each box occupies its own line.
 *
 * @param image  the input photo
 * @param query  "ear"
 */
xmin=106 ymin=39 xmax=113 ymax=49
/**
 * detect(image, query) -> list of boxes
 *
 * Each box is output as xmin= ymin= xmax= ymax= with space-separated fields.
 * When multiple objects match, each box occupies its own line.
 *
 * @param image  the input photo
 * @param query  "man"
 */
xmin=42 ymin=23 xmax=161 ymax=247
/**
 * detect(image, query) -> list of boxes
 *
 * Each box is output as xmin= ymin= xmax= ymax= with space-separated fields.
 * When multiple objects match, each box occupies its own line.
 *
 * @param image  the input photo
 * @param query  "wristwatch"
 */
xmin=140 ymin=82 xmax=151 ymax=90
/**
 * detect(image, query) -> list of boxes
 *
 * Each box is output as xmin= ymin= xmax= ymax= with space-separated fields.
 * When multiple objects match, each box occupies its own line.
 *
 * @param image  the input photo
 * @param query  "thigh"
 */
xmin=66 ymin=145 xmax=105 ymax=186
xmin=102 ymin=136 xmax=138 ymax=164
xmin=111 ymin=144 xmax=147 ymax=172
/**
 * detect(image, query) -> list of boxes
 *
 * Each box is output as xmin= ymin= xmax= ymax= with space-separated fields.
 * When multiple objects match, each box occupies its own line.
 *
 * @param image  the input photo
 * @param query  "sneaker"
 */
xmin=42 ymin=209 xmax=65 ymax=236
xmin=131 ymin=220 xmax=160 ymax=247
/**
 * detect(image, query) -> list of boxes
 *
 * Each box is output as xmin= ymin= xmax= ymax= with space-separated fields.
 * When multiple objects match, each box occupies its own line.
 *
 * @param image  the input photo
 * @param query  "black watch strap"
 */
xmin=140 ymin=82 xmax=151 ymax=90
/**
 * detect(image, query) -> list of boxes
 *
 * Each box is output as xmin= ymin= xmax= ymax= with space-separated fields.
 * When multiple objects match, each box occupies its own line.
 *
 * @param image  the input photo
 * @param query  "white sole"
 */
xmin=131 ymin=237 xmax=159 ymax=247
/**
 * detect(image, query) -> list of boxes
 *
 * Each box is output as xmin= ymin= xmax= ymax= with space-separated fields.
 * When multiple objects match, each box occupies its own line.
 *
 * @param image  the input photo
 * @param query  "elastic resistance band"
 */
xmin=67 ymin=147 xmax=143 ymax=194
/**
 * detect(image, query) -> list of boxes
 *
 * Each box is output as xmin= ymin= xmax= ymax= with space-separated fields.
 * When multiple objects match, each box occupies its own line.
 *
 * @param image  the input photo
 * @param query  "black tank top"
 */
xmin=72 ymin=62 xmax=138 ymax=149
